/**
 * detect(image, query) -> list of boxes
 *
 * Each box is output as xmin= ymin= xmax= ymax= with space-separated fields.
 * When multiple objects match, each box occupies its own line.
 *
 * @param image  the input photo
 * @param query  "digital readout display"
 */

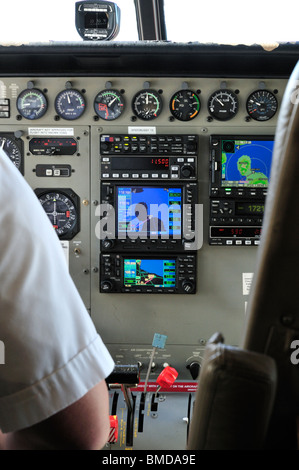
xmin=111 ymin=157 xmax=169 ymax=170
xmin=211 ymin=227 xmax=262 ymax=238
xmin=235 ymin=202 xmax=265 ymax=215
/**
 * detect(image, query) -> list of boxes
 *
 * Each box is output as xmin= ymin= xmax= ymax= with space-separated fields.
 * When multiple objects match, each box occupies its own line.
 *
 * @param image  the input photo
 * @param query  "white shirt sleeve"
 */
xmin=0 ymin=150 xmax=114 ymax=433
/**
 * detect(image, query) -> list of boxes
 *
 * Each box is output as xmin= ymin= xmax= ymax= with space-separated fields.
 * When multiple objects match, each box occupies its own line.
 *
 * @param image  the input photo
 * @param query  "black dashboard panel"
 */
xmin=0 ymin=42 xmax=299 ymax=77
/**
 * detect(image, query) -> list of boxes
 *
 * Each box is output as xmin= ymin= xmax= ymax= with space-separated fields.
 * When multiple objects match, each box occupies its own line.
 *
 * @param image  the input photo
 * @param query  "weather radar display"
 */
xmin=221 ymin=139 xmax=274 ymax=188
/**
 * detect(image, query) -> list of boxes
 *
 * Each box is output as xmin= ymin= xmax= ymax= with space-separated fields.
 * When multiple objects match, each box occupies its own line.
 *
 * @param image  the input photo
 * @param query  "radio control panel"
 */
xmin=100 ymin=134 xmax=198 ymax=180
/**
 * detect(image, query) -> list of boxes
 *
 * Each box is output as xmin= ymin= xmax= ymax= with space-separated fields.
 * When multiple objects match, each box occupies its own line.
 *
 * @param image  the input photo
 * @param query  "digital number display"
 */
xmin=124 ymin=258 xmax=176 ymax=289
xmin=211 ymin=227 xmax=262 ymax=238
xmin=236 ymin=202 xmax=265 ymax=215
xmin=111 ymin=157 xmax=169 ymax=170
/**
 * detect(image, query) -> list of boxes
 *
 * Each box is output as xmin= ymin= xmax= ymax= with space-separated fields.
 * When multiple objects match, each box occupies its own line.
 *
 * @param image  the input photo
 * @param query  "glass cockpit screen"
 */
xmin=117 ymin=186 xmax=182 ymax=238
xmin=221 ymin=139 xmax=274 ymax=188
xmin=124 ymin=258 xmax=176 ymax=289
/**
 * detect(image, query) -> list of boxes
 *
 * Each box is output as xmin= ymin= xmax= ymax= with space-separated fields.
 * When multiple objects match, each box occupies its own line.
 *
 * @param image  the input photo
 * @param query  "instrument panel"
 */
xmin=3 ymin=78 xmax=280 ymax=126
xmin=0 ymin=72 xmax=287 ymax=449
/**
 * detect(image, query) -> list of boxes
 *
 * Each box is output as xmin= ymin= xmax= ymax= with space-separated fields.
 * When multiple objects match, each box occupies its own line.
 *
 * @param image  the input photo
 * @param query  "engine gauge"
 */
xmin=207 ymin=89 xmax=239 ymax=121
xmin=35 ymin=189 xmax=80 ymax=239
xmin=55 ymin=89 xmax=86 ymax=120
xmin=0 ymin=133 xmax=23 ymax=173
xmin=246 ymin=90 xmax=278 ymax=121
xmin=132 ymin=89 xmax=162 ymax=120
xmin=170 ymin=90 xmax=201 ymax=121
xmin=16 ymin=88 xmax=48 ymax=120
xmin=94 ymin=89 xmax=125 ymax=120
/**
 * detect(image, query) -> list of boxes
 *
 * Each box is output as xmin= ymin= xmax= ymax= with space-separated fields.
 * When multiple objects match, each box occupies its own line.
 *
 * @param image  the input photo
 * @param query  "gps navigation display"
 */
xmin=117 ymin=186 xmax=182 ymax=238
xmin=221 ymin=139 xmax=274 ymax=188
xmin=124 ymin=258 xmax=176 ymax=289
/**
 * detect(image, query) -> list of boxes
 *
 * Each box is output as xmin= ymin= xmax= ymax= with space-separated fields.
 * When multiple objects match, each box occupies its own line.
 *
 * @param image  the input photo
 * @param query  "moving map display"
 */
xmin=221 ymin=139 xmax=274 ymax=188
xmin=117 ymin=186 xmax=182 ymax=238
xmin=124 ymin=258 xmax=176 ymax=288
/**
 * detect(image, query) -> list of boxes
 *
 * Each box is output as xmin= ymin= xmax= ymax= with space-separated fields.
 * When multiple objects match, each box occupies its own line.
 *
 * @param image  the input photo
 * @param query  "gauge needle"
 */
xmin=1 ymin=140 xmax=5 ymax=149
xmin=216 ymin=98 xmax=224 ymax=106
xmin=109 ymin=97 xmax=117 ymax=107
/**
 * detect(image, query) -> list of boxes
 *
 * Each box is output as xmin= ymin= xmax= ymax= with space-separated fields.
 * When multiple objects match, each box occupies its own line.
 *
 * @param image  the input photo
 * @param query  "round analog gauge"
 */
xmin=36 ymin=190 xmax=79 ymax=239
xmin=207 ymin=89 xmax=239 ymax=121
xmin=55 ymin=89 xmax=86 ymax=120
xmin=16 ymin=88 xmax=48 ymax=120
xmin=170 ymin=89 xmax=201 ymax=121
xmin=246 ymin=90 xmax=278 ymax=121
xmin=94 ymin=89 xmax=125 ymax=120
xmin=0 ymin=134 xmax=23 ymax=172
xmin=132 ymin=89 xmax=162 ymax=120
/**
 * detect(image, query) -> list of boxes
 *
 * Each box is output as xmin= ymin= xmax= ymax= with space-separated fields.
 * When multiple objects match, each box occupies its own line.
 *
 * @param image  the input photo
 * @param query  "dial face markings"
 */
xmin=0 ymin=134 xmax=23 ymax=172
xmin=246 ymin=90 xmax=278 ymax=121
xmin=37 ymin=191 xmax=79 ymax=239
xmin=16 ymin=88 xmax=48 ymax=120
xmin=208 ymin=89 xmax=239 ymax=121
xmin=94 ymin=89 xmax=125 ymax=120
xmin=55 ymin=89 xmax=86 ymax=120
xmin=132 ymin=89 xmax=162 ymax=120
xmin=170 ymin=90 xmax=201 ymax=121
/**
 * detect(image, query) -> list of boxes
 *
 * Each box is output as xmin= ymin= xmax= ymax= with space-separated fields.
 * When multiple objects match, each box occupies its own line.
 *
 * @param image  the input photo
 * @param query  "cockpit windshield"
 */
xmin=0 ymin=0 xmax=298 ymax=45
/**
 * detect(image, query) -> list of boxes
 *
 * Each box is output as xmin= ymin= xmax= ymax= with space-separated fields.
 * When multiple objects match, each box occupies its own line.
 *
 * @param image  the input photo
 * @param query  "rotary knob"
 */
xmin=181 ymin=164 xmax=194 ymax=178
xmin=102 ymin=238 xmax=114 ymax=250
xmin=101 ymin=280 xmax=113 ymax=292
xmin=182 ymin=280 xmax=195 ymax=293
